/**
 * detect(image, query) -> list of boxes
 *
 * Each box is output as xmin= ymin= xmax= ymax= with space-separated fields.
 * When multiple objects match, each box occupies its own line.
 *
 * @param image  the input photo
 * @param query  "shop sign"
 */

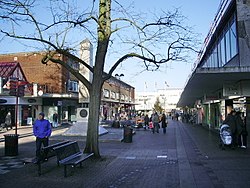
xmin=28 ymin=99 xmax=37 ymax=103
xmin=0 ymin=99 xmax=7 ymax=103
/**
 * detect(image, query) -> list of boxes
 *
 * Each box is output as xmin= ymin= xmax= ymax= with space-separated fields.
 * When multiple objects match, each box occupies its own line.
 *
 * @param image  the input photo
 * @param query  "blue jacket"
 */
xmin=33 ymin=119 xmax=52 ymax=138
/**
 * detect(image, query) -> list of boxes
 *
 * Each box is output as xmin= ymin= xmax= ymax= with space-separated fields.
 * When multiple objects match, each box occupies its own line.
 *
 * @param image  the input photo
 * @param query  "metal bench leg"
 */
xmin=64 ymin=165 xmax=67 ymax=177
xmin=38 ymin=163 xmax=41 ymax=176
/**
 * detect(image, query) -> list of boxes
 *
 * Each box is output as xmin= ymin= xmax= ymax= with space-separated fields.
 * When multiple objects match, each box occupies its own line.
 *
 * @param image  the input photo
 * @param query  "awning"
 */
xmin=177 ymin=66 xmax=250 ymax=107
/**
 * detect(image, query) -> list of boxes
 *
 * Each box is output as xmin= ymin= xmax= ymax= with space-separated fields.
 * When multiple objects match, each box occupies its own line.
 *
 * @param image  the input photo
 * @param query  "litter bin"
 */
xmin=4 ymin=134 xmax=19 ymax=156
xmin=112 ymin=121 xmax=120 ymax=128
xmin=123 ymin=127 xmax=133 ymax=143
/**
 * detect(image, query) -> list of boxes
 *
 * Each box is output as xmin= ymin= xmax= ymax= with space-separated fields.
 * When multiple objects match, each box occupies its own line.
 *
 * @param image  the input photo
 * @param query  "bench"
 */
xmin=53 ymin=141 xmax=94 ymax=177
xmin=37 ymin=140 xmax=71 ymax=175
xmin=24 ymin=140 xmax=70 ymax=176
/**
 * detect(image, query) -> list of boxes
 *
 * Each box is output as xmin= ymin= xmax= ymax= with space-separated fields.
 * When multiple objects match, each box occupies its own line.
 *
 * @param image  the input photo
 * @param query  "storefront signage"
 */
xmin=0 ymin=99 xmax=7 ymax=103
xmin=28 ymin=99 xmax=37 ymax=103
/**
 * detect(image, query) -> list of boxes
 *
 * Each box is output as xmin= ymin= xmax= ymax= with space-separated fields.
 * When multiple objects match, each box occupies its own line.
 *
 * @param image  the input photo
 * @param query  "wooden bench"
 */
xmin=24 ymin=140 xmax=70 ymax=176
xmin=37 ymin=140 xmax=71 ymax=175
xmin=53 ymin=141 xmax=94 ymax=177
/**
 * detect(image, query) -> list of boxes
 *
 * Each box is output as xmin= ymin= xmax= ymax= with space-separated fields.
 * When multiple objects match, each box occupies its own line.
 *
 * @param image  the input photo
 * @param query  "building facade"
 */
xmin=135 ymin=88 xmax=183 ymax=115
xmin=178 ymin=0 xmax=250 ymax=129
xmin=0 ymin=41 xmax=135 ymax=125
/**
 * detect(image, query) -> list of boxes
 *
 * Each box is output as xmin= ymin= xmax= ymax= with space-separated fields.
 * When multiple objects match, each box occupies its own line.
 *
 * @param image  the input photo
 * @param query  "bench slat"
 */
xmin=54 ymin=141 xmax=93 ymax=177
xmin=59 ymin=153 xmax=94 ymax=165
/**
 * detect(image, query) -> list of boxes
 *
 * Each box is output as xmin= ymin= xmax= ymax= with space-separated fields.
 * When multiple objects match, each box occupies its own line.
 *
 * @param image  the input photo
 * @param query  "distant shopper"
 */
xmin=235 ymin=111 xmax=243 ymax=147
xmin=33 ymin=112 xmax=52 ymax=163
xmin=5 ymin=111 xmax=12 ymax=130
xmin=160 ymin=113 xmax=168 ymax=134
xmin=223 ymin=109 xmax=237 ymax=149
xmin=52 ymin=112 xmax=58 ymax=128
xmin=237 ymin=112 xmax=248 ymax=148
xmin=152 ymin=112 xmax=160 ymax=133
xmin=144 ymin=114 xmax=150 ymax=130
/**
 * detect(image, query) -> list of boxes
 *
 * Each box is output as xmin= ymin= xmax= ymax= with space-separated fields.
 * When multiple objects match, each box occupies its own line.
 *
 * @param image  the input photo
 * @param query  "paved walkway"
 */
xmin=0 ymin=120 xmax=250 ymax=188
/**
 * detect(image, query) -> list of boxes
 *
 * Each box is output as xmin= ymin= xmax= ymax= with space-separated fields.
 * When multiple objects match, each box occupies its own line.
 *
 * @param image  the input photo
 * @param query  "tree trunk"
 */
xmin=84 ymin=79 xmax=102 ymax=157
xmin=84 ymin=0 xmax=111 ymax=158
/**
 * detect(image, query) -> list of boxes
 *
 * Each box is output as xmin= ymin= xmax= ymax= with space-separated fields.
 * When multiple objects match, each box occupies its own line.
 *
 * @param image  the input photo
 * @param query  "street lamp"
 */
xmin=115 ymin=73 xmax=124 ymax=119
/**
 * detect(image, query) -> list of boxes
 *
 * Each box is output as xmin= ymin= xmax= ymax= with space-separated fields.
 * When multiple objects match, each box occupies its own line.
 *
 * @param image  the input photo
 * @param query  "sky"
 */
xmin=0 ymin=0 xmax=221 ymax=92
xmin=116 ymin=0 xmax=221 ymax=92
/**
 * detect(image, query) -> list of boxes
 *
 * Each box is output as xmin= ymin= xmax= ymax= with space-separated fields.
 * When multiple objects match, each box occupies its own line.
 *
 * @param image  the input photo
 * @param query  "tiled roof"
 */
xmin=0 ymin=62 xmax=19 ymax=78
xmin=0 ymin=62 xmax=28 ymax=87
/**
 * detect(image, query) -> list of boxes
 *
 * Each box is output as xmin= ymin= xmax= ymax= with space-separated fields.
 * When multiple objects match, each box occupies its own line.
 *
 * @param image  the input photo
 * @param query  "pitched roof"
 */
xmin=0 ymin=62 xmax=28 ymax=85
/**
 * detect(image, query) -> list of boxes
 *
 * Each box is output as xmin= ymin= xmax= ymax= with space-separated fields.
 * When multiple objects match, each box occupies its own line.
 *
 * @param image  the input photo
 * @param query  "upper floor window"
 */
xmin=68 ymin=80 xmax=78 ymax=92
xmin=201 ymin=13 xmax=238 ymax=68
xmin=103 ymin=89 xmax=110 ymax=98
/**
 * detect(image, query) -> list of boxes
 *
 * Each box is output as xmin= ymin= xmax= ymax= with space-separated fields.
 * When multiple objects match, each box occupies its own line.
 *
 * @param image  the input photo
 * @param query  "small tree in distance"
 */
xmin=153 ymin=97 xmax=164 ymax=114
xmin=0 ymin=0 xmax=200 ymax=158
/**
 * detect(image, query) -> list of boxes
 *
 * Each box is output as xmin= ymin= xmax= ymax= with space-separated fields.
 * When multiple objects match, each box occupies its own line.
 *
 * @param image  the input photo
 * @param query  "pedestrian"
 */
xmin=5 ymin=111 xmax=12 ymax=130
xmin=33 ymin=112 xmax=52 ymax=163
xmin=235 ymin=111 xmax=243 ymax=147
xmin=160 ymin=113 xmax=168 ymax=134
xmin=144 ymin=114 xmax=150 ymax=130
xmin=152 ymin=112 xmax=160 ymax=133
xmin=240 ymin=116 xmax=248 ymax=148
xmin=223 ymin=109 xmax=237 ymax=149
xmin=52 ymin=112 xmax=58 ymax=128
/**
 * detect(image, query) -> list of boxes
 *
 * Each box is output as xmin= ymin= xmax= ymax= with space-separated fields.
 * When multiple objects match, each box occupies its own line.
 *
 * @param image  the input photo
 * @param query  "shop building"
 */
xmin=177 ymin=0 xmax=250 ymax=129
xmin=0 ymin=41 xmax=135 ymax=126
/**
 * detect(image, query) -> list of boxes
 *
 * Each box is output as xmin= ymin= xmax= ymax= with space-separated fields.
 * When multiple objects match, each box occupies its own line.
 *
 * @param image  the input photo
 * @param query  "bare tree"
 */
xmin=0 ymin=0 xmax=199 ymax=157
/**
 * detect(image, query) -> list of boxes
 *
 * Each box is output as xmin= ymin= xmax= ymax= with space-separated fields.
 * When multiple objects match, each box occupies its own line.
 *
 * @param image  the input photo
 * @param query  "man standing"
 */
xmin=33 ymin=112 xmax=52 ymax=162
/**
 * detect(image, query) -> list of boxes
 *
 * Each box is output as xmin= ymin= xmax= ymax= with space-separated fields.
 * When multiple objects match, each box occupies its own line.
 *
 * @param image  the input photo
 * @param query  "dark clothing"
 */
xmin=160 ymin=114 xmax=168 ymax=134
xmin=33 ymin=118 xmax=52 ymax=161
xmin=235 ymin=114 xmax=244 ymax=135
xmin=223 ymin=114 xmax=237 ymax=133
xmin=36 ymin=137 xmax=49 ymax=161
xmin=144 ymin=115 xmax=150 ymax=130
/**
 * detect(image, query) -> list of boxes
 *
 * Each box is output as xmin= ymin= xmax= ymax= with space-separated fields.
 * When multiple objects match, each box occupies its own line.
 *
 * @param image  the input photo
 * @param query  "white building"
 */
xmin=135 ymin=88 xmax=183 ymax=114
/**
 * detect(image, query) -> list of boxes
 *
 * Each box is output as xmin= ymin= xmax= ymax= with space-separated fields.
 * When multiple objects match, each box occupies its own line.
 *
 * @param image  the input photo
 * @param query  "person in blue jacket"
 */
xmin=33 ymin=112 xmax=52 ymax=163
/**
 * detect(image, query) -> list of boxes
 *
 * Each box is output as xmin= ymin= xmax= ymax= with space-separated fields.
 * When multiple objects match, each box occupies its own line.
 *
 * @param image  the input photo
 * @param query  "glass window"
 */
xmin=220 ymin=37 xmax=226 ymax=66
xmin=230 ymin=21 xmax=238 ymax=58
xmin=218 ymin=40 xmax=222 ymax=67
xmin=225 ymin=29 xmax=231 ymax=62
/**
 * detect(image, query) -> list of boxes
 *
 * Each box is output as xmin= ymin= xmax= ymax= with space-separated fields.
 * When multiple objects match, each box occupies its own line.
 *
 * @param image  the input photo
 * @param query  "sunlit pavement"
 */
xmin=0 ymin=120 xmax=250 ymax=188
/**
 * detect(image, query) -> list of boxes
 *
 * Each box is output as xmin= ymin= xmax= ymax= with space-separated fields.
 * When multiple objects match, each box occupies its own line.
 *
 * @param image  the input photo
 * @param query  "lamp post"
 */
xmin=164 ymin=81 xmax=169 ymax=113
xmin=115 ymin=73 xmax=124 ymax=119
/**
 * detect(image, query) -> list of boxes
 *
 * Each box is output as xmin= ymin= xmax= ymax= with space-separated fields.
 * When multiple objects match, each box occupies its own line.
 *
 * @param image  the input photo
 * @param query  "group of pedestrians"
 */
xmin=223 ymin=109 xmax=248 ymax=149
xmin=144 ymin=112 xmax=168 ymax=134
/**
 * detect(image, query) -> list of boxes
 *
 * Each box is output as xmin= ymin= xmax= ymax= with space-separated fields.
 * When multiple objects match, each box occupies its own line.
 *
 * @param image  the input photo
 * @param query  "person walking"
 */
xmin=33 ymin=112 xmax=52 ymax=163
xmin=240 ymin=116 xmax=248 ymax=148
xmin=152 ymin=112 xmax=160 ymax=134
xmin=144 ymin=114 xmax=150 ymax=130
xmin=160 ymin=113 xmax=168 ymax=134
xmin=235 ymin=111 xmax=243 ymax=146
xmin=52 ymin=112 xmax=58 ymax=128
xmin=5 ymin=111 xmax=12 ymax=130
xmin=223 ymin=109 xmax=237 ymax=149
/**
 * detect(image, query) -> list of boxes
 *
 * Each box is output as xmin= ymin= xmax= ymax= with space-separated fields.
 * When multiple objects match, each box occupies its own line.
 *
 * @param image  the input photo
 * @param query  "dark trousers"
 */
xmin=36 ymin=137 xmax=49 ymax=160
xmin=238 ymin=134 xmax=247 ymax=147
xmin=162 ymin=127 xmax=166 ymax=134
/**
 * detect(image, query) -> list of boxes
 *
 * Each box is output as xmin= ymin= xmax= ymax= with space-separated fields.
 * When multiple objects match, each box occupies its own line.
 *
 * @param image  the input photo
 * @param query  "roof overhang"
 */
xmin=177 ymin=66 xmax=250 ymax=107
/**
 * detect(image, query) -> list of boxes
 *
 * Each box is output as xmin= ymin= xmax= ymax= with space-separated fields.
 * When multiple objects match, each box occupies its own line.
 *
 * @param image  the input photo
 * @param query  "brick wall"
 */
xmin=0 ymin=52 xmax=68 ymax=93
